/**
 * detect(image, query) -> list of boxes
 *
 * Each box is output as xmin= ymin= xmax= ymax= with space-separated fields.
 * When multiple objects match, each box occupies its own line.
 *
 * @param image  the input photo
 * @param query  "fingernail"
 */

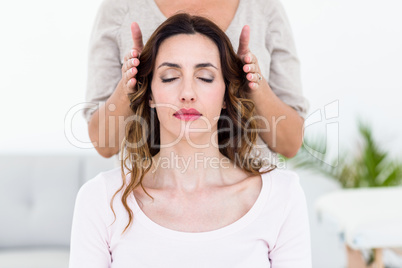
xmin=131 ymin=50 xmax=135 ymax=57
xmin=131 ymin=59 xmax=135 ymax=65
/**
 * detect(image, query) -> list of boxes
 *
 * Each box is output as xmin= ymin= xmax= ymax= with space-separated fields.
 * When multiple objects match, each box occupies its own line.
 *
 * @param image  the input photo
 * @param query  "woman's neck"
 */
xmin=149 ymin=142 xmax=232 ymax=192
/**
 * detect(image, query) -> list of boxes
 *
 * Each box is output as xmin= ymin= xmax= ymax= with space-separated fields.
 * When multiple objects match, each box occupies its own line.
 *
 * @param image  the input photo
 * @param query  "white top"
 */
xmin=69 ymin=168 xmax=311 ymax=267
xmin=315 ymin=187 xmax=402 ymax=250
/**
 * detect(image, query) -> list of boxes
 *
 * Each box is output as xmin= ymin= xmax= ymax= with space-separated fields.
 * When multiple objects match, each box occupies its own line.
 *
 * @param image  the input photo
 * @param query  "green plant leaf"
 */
xmin=288 ymin=119 xmax=402 ymax=189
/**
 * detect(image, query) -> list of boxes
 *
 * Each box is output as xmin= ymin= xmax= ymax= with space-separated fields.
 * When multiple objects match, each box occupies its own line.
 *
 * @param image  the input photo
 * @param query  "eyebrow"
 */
xmin=157 ymin=62 xmax=218 ymax=70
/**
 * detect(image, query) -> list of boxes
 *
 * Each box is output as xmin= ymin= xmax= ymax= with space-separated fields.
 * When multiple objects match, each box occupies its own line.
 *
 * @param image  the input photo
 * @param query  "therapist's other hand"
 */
xmin=121 ymin=22 xmax=144 ymax=94
xmin=237 ymin=25 xmax=265 ymax=91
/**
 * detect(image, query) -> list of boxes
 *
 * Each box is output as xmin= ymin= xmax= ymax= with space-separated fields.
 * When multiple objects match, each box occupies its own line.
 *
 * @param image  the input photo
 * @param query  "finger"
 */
xmin=124 ymin=50 xmax=133 ymax=62
xmin=237 ymin=25 xmax=250 ymax=57
xmin=127 ymin=78 xmax=137 ymax=91
xmin=244 ymin=52 xmax=258 ymax=64
xmin=122 ymin=57 xmax=139 ymax=74
xmin=248 ymin=82 xmax=258 ymax=90
xmin=131 ymin=22 xmax=144 ymax=54
xmin=125 ymin=67 xmax=138 ymax=80
xmin=243 ymin=63 xmax=258 ymax=73
xmin=131 ymin=49 xmax=140 ymax=58
xmin=246 ymin=73 xmax=262 ymax=83
xmin=126 ymin=58 xmax=140 ymax=71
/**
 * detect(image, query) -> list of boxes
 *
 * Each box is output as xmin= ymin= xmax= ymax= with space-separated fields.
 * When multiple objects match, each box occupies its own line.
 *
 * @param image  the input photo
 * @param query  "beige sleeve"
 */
xmin=265 ymin=0 xmax=309 ymax=118
xmin=83 ymin=0 xmax=127 ymax=123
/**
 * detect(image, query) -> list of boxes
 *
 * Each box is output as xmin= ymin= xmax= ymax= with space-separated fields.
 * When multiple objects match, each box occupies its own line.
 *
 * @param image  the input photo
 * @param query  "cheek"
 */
xmin=202 ymin=85 xmax=226 ymax=116
xmin=151 ymin=89 xmax=178 ymax=116
xmin=211 ymin=84 xmax=226 ymax=104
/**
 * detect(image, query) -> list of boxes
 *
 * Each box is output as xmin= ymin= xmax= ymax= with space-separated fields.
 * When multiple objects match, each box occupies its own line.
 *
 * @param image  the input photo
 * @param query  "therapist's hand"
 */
xmin=237 ymin=25 xmax=265 ymax=91
xmin=121 ymin=22 xmax=144 ymax=94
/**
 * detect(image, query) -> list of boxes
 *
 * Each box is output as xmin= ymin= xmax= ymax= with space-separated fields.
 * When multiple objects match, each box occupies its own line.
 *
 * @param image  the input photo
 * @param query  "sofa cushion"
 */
xmin=0 ymin=154 xmax=115 ymax=248
xmin=0 ymin=247 xmax=69 ymax=268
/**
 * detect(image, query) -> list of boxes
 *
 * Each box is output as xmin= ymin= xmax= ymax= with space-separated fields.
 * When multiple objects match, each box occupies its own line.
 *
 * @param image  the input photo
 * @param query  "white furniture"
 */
xmin=0 ymin=154 xmax=115 ymax=268
xmin=316 ymin=187 xmax=402 ymax=267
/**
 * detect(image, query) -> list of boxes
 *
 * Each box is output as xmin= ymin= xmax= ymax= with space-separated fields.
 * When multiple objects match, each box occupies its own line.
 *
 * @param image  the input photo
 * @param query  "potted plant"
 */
xmin=289 ymin=121 xmax=402 ymax=188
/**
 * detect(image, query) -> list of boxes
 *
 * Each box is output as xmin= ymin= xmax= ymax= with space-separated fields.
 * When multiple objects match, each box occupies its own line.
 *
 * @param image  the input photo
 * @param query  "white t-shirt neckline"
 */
xmin=130 ymin=170 xmax=272 ymax=242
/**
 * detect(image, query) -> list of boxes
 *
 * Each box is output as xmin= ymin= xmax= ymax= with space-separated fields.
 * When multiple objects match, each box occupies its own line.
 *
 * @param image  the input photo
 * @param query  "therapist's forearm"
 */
xmin=88 ymin=80 xmax=133 ymax=158
xmin=249 ymin=82 xmax=304 ymax=158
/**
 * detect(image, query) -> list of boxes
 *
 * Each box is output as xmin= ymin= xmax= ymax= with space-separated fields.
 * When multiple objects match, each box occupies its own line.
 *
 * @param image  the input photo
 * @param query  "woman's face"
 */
xmin=150 ymin=33 xmax=226 ymax=147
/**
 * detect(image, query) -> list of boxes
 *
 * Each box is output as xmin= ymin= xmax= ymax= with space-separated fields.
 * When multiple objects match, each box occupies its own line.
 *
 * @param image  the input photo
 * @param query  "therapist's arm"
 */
xmin=88 ymin=23 xmax=143 ymax=158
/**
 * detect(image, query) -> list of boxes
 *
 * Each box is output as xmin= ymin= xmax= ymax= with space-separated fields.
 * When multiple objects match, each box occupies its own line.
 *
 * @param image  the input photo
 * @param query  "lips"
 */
xmin=173 ymin=108 xmax=202 ymax=121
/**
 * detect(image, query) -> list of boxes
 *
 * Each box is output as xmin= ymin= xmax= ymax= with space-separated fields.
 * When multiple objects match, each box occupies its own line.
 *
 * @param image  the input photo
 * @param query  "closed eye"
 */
xmin=198 ymin=77 xmax=213 ymax=83
xmin=161 ymin=77 xmax=178 ymax=83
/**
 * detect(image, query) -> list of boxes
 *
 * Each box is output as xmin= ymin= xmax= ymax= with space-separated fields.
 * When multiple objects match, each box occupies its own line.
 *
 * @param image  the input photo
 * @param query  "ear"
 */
xmin=149 ymin=95 xmax=155 ymax=108
xmin=222 ymin=100 xmax=227 ymax=109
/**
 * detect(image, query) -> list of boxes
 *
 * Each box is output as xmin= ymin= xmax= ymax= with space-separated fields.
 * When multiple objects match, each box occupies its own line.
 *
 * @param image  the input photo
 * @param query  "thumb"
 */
xmin=237 ymin=25 xmax=250 ymax=57
xmin=131 ymin=22 xmax=144 ymax=53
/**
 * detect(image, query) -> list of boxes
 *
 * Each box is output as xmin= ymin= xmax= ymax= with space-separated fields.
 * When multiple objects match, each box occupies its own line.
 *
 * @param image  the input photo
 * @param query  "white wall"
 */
xmin=0 ymin=0 xmax=102 ymax=154
xmin=282 ymin=0 xmax=402 ymax=157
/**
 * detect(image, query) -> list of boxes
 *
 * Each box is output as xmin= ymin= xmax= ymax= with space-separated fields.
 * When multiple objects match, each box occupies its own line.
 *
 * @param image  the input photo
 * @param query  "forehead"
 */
xmin=155 ymin=33 xmax=221 ymax=66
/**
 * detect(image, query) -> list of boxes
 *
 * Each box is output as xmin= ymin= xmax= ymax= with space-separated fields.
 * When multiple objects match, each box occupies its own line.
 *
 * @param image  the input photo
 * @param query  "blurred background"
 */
xmin=0 ymin=0 xmax=401 ymax=267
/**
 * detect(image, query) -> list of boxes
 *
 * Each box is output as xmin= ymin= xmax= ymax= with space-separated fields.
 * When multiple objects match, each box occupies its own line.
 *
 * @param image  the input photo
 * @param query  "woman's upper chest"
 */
xmin=133 ymin=175 xmax=262 ymax=233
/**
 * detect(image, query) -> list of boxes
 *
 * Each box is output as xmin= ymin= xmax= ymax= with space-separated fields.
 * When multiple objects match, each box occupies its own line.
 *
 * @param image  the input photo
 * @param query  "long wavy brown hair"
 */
xmin=113 ymin=13 xmax=274 ymax=232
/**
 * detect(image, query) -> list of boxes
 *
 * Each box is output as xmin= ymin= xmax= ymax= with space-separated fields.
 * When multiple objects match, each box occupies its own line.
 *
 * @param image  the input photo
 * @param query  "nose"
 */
xmin=181 ymin=96 xmax=195 ymax=102
xmin=179 ymin=79 xmax=196 ymax=103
